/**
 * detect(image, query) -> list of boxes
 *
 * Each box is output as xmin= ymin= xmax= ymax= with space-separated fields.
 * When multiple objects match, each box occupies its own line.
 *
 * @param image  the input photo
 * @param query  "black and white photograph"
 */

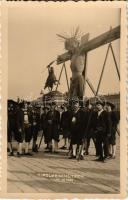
xmin=1 ymin=1 xmax=126 ymax=198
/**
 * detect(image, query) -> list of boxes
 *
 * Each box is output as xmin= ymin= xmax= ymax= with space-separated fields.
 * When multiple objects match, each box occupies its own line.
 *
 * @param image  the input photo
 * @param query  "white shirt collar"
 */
xmin=98 ymin=109 xmax=104 ymax=116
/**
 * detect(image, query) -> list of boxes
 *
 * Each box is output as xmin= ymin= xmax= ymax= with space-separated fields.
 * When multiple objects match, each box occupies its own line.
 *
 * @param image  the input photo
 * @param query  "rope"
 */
xmin=96 ymin=44 xmax=110 ymax=96
xmin=110 ymin=43 xmax=120 ymax=81
xmin=86 ymin=78 xmax=96 ymax=96
xmin=64 ymin=63 xmax=70 ymax=92
xmin=55 ymin=63 xmax=64 ymax=91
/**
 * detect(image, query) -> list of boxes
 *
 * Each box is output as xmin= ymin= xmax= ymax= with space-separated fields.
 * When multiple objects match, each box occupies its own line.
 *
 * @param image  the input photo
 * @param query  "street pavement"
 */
xmin=7 ymin=135 xmax=120 ymax=194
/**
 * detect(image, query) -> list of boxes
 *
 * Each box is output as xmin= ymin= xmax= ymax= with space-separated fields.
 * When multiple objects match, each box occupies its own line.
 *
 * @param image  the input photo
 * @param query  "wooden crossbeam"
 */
xmin=57 ymin=26 xmax=120 ymax=64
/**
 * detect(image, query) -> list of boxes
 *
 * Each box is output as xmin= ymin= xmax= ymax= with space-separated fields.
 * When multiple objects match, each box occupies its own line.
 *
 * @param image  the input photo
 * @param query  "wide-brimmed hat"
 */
xmin=95 ymin=100 xmax=105 ymax=107
xmin=106 ymin=101 xmax=115 ymax=110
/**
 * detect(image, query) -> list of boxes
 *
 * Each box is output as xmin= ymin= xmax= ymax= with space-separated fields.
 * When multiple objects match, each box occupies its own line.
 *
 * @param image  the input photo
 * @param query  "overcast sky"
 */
xmin=8 ymin=2 xmax=120 ymax=101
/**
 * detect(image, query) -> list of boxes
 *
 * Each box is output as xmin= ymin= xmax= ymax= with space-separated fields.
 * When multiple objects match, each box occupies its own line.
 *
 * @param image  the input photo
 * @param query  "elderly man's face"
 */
xmin=72 ymin=102 xmax=79 ymax=112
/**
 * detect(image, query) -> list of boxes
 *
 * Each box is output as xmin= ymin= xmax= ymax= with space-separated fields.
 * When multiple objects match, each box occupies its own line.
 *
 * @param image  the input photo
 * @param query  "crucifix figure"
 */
xmin=57 ymin=27 xmax=89 ymax=101
xmin=56 ymin=26 xmax=120 ymax=101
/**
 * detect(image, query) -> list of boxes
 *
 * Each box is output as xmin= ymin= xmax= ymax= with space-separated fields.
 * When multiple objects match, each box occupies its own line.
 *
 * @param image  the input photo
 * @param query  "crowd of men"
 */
xmin=8 ymin=98 xmax=120 ymax=162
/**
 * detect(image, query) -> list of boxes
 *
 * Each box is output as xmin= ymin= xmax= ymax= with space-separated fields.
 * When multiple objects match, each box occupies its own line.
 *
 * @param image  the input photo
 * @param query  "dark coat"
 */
xmin=110 ymin=111 xmax=119 ymax=130
xmin=12 ymin=108 xmax=24 ymax=143
xmin=45 ymin=109 xmax=60 ymax=142
xmin=8 ymin=109 xmax=16 ymax=142
xmin=108 ymin=111 xmax=119 ymax=145
xmin=93 ymin=110 xmax=112 ymax=137
xmin=40 ymin=112 xmax=48 ymax=131
xmin=70 ymin=109 xmax=85 ymax=144
xmin=60 ymin=110 xmax=72 ymax=138
xmin=83 ymin=109 xmax=96 ymax=138
xmin=8 ymin=109 xmax=24 ymax=131
xmin=8 ymin=109 xmax=16 ymax=131
xmin=29 ymin=111 xmax=40 ymax=130
xmin=60 ymin=110 xmax=72 ymax=130
xmin=84 ymin=109 xmax=96 ymax=130
xmin=15 ymin=109 xmax=24 ymax=131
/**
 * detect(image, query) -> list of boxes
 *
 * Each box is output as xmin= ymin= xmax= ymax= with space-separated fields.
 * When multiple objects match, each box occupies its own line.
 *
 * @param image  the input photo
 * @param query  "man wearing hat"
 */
xmin=40 ymin=106 xmax=49 ymax=150
xmin=60 ymin=105 xmax=72 ymax=150
xmin=30 ymin=106 xmax=41 ymax=152
xmin=45 ymin=102 xmax=60 ymax=153
xmin=84 ymin=99 xmax=97 ymax=156
xmin=93 ymin=100 xmax=112 ymax=162
xmin=16 ymin=102 xmax=33 ymax=156
xmin=7 ymin=101 xmax=17 ymax=156
xmin=106 ymin=101 xmax=119 ymax=159
xmin=69 ymin=100 xmax=85 ymax=160
xmin=14 ymin=102 xmax=24 ymax=156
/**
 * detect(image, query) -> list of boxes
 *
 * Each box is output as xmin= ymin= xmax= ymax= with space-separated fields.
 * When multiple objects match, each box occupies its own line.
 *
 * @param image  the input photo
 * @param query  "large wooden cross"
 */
xmin=57 ymin=26 xmax=120 ymax=64
xmin=56 ymin=26 xmax=120 ymax=96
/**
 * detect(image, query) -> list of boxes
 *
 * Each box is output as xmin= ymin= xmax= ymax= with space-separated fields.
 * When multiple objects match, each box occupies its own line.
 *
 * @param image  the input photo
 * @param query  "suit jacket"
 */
xmin=60 ymin=110 xmax=72 ymax=130
xmin=40 ymin=112 xmax=48 ymax=130
xmin=15 ymin=109 xmax=24 ymax=130
xmin=70 ymin=109 xmax=85 ymax=135
xmin=29 ymin=111 xmax=40 ymax=130
xmin=84 ymin=109 xmax=96 ymax=131
xmin=93 ymin=110 xmax=112 ymax=137
xmin=109 ymin=111 xmax=119 ymax=134
xmin=46 ymin=109 xmax=60 ymax=134
xmin=8 ymin=110 xmax=16 ymax=130
xmin=47 ymin=110 xmax=60 ymax=125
